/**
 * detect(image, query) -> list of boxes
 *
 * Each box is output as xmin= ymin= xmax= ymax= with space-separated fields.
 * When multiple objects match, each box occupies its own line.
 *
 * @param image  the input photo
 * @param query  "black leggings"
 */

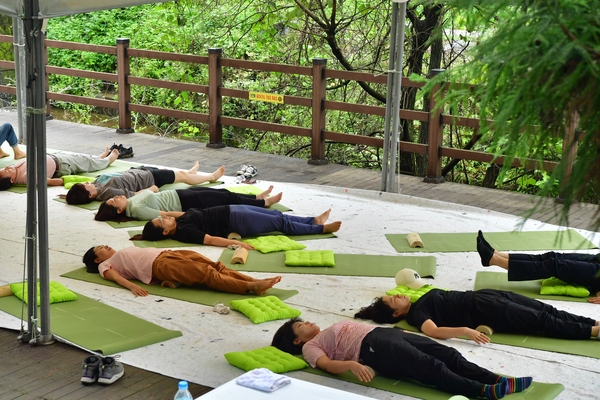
xmin=176 ymin=187 xmax=265 ymax=210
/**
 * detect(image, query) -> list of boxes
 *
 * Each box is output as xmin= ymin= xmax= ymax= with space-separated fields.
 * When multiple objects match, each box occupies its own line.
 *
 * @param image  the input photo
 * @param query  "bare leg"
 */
xmin=12 ymin=145 xmax=26 ymax=159
xmin=314 ymin=209 xmax=331 ymax=225
xmin=489 ymin=251 xmax=510 ymax=269
xmin=189 ymin=161 xmax=200 ymax=174
xmin=174 ymin=168 xmax=221 ymax=185
xmin=323 ymin=221 xmax=342 ymax=233
xmin=264 ymin=192 xmax=282 ymax=207
xmin=256 ymin=185 xmax=274 ymax=200
xmin=210 ymin=165 xmax=225 ymax=182
xmin=247 ymin=276 xmax=282 ymax=295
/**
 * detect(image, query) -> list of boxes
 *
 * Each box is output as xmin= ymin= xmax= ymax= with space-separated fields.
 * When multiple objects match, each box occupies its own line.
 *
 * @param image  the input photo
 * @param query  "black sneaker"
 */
xmin=80 ymin=355 xmax=101 ymax=384
xmin=98 ymin=356 xmax=124 ymax=384
xmin=117 ymin=145 xmax=134 ymax=159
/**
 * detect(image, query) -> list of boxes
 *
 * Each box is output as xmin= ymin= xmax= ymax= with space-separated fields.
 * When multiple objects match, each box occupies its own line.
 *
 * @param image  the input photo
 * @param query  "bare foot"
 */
xmin=107 ymin=148 xmax=119 ymax=164
xmin=264 ymin=192 xmax=282 ymax=207
xmin=210 ymin=165 xmax=225 ymax=182
xmin=323 ymin=221 xmax=342 ymax=233
xmin=248 ymin=276 xmax=281 ymax=295
xmin=314 ymin=209 xmax=331 ymax=225
xmin=99 ymin=146 xmax=110 ymax=158
xmin=0 ymin=149 xmax=9 ymax=158
xmin=256 ymin=185 xmax=274 ymax=200
xmin=13 ymin=147 xmax=26 ymax=159
xmin=188 ymin=161 xmax=200 ymax=174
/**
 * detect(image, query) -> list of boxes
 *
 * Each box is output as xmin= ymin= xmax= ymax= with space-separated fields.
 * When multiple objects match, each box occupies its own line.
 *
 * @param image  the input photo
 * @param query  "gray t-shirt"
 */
xmin=96 ymin=169 xmax=155 ymax=201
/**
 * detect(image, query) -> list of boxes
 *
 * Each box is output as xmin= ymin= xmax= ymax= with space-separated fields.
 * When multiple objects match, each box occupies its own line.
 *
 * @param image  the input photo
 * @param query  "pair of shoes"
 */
xmin=80 ymin=355 xmax=124 ymax=385
xmin=109 ymin=143 xmax=134 ymax=159
xmin=236 ymin=164 xmax=257 ymax=178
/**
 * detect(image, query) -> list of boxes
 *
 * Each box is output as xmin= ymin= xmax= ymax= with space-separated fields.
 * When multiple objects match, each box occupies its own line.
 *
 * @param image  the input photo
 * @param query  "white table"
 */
xmin=197 ymin=376 xmax=377 ymax=400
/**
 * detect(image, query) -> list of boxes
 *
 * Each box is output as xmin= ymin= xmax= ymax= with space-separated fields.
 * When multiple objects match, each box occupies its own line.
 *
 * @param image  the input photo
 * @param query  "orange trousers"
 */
xmin=152 ymin=250 xmax=253 ymax=294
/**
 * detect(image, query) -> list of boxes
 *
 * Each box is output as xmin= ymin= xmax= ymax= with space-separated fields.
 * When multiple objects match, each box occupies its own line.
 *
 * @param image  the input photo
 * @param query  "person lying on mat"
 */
xmin=83 ymin=245 xmax=282 ymax=296
xmin=0 ymin=122 xmax=26 ymax=160
xmin=0 ymin=147 xmax=119 ymax=191
xmin=272 ymin=318 xmax=532 ymax=400
xmin=94 ymin=185 xmax=282 ymax=222
xmin=477 ymin=230 xmax=600 ymax=304
xmin=130 ymin=206 xmax=341 ymax=249
xmin=355 ymin=268 xmax=600 ymax=343
xmin=65 ymin=162 xmax=225 ymax=204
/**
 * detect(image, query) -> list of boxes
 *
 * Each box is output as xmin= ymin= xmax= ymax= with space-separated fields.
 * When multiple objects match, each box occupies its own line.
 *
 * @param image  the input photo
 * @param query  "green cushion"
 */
xmin=243 ymin=235 xmax=306 ymax=254
xmin=9 ymin=281 xmax=78 ymax=306
xmin=540 ymin=277 xmax=590 ymax=298
xmin=224 ymin=345 xmax=308 ymax=373
xmin=229 ymin=295 xmax=301 ymax=324
xmin=386 ymin=284 xmax=437 ymax=303
xmin=285 ymin=250 xmax=335 ymax=267
xmin=62 ymin=175 xmax=96 ymax=189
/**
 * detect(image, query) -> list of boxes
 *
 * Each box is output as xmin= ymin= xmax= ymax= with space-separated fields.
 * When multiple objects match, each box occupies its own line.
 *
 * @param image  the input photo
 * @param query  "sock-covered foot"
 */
xmin=498 ymin=376 xmax=533 ymax=394
xmin=477 ymin=230 xmax=494 ymax=267
xmin=482 ymin=380 xmax=508 ymax=400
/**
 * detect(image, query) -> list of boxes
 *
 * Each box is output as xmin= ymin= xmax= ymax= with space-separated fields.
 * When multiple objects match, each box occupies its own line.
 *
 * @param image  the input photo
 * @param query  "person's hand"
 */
xmin=587 ymin=295 xmax=600 ymax=304
xmin=130 ymin=285 xmax=149 ymax=297
xmin=349 ymin=361 xmax=373 ymax=382
xmin=238 ymin=241 xmax=254 ymax=250
xmin=149 ymin=185 xmax=159 ymax=193
xmin=465 ymin=328 xmax=491 ymax=344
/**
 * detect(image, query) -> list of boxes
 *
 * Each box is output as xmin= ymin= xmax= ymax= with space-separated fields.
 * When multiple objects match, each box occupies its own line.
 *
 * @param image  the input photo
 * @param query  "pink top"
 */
xmin=14 ymin=155 xmax=57 ymax=184
xmin=99 ymin=247 xmax=163 ymax=284
xmin=302 ymin=320 xmax=376 ymax=368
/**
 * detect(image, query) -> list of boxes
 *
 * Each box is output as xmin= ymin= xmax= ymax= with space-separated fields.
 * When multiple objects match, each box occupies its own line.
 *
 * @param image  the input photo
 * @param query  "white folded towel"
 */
xmin=235 ymin=368 xmax=291 ymax=392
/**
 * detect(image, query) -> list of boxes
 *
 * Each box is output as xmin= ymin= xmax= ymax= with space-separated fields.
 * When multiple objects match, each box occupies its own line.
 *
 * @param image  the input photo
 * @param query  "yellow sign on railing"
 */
xmin=249 ymin=91 xmax=284 ymax=104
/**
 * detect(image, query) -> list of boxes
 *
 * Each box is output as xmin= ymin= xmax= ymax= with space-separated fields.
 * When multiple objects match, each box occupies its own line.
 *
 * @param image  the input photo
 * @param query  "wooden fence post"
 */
xmin=308 ymin=58 xmax=327 ymax=165
xmin=116 ymin=38 xmax=133 ymax=133
xmin=424 ymin=68 xmax=445 ymax=183
xmin=207 ymin=48 xmax=224 ymax=148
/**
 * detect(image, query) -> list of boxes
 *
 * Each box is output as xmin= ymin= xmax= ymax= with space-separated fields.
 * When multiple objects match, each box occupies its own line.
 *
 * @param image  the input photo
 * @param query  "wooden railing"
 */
xmin=0 ymin=35 xmax=573 ymax=184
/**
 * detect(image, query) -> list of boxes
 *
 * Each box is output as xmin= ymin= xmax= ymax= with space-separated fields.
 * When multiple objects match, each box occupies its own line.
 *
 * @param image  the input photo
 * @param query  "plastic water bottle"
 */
xmin=174 ymin=380 xmax=193 ymax=400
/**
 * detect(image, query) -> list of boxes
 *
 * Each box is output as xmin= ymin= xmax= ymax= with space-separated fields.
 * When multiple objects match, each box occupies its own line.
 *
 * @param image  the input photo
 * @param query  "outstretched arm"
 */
xmin=203 ymin=234 xmax=254 ymax=250
xmin=47 ymin=178 xmax=64 ymax=186
xmin=421 ymin=319 xmax=490 ymax=344
xmin=316 ymin=355 xmax=373 ymax=382
xmin=103 ymin=268 xmax=149 ymax=297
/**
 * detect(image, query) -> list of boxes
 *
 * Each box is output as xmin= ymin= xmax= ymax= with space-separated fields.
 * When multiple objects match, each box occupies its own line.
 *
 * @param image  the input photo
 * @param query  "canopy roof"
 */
xmin=0 ymin=0 xmax=164 ymax=19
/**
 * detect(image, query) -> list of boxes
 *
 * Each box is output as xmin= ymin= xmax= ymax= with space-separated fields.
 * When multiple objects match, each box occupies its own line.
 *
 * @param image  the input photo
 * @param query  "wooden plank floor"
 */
xmin=1 ymin=111 xmax=599 ymax=400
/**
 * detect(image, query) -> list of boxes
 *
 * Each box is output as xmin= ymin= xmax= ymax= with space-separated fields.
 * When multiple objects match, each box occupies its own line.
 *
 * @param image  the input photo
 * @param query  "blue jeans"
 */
xmin=228 ymin=205 xmax=321 ymax=237
xmin=0 ymin=123 xmax=18 ymax=147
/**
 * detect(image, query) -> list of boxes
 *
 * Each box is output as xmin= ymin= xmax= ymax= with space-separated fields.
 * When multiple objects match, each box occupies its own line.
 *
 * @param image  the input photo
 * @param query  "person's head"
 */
xmin=271 ymin=317 xmax=320 ymax=355
xmin=133 ymin=216 xmax=177 ymax=241
xmin=0 ymin=166 xmax=16 ymax=191
xmin=94 ymin=195 xmax=128 ymax=221
xmin=82 ymin=245 xmax=116 ymax=273
xmin=66 ymin=182 xmax=98 ymax=204
xmin=354 ymin=295 xmax=409 ymax=324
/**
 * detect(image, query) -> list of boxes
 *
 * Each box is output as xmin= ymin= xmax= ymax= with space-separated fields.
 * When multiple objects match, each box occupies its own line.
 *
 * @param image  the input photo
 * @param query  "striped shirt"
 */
xmin=302 ymin=320 xmax=376 ymax=368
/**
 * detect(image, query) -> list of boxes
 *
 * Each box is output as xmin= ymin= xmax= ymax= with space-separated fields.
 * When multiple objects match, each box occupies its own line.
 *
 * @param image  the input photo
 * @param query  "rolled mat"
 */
xmin=395 ymin=318 xmax=600 ymax=359
xmin=302 ymin=367 xmax=563 ymax=400
xmin=385 ymin=229 xmax=597 ymax=253
xmin=129 ymin=231 xmax=337 ymax=248
xmin=0 ymin=291 xmax=181 ymax=355
xmin=474 ymin=270 xmax=591 ymax=303
xmin=61 ymin=267 xmax=298 ymax=306
xmin=218 ymin=250 xmax=436 ymax=278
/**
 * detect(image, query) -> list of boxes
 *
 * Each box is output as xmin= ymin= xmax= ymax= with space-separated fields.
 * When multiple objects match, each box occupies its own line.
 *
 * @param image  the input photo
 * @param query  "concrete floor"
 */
xmin=1 ymin=122 xmax=600 ymax=399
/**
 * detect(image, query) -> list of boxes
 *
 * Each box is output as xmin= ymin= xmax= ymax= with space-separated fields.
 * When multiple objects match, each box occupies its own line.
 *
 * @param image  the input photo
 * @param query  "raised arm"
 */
xmin=159 ymin=210 xmax=184 ymax=218
xmin=103 ymin=268 xmax=149 ymax=297
xmin=315 ymin=355 xmax=373 ymax=382
xmin=420 ymin=319 xmax=490 ymax=344
xmin=203 ymin=234 xmax=254 ymax=250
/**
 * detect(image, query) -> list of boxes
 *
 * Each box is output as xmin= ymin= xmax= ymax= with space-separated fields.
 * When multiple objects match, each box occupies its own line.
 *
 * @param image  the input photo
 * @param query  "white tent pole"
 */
xmin=12 ymin=17 xmax=27 ymax=143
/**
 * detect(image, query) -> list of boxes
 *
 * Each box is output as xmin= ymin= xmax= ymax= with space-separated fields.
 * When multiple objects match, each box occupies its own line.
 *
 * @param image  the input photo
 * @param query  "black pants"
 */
xmin=359 ymin=328 xmax=499 ymax=398
xmin=469 ymin=289 xmax=595 ymax=339
xmin=176 ymin=187 xmax=265 ymax=209
xmin=508 ymin=252 xmax=600 ymax=293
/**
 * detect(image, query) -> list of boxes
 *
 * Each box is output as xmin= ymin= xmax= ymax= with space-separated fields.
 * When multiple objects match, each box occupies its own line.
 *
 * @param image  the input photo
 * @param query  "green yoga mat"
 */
xmin=224 ymin=185 xmax=292 ymax=212
xmin=129 ymin=231 xmax=337 ymax=248
xmin=218 ymin=250 xmax=436 ymax=278
xmin=0 ymin=291 xmax=181 ymax=355
xmin=386 ymin=229 xmax=597 ymax=253
xmin=474 ymin=271 xmax=591 ymax=303
xmin=302 ymin=367 xmax=563 ymax=400
xmin=61 ymin=267 xmax=298 ymax=306
xmin=395 ymin=318 xmax=600 ymax=359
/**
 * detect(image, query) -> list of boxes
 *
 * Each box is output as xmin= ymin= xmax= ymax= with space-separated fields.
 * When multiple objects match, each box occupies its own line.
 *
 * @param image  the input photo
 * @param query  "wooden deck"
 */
xmin=0 ymin=110 xmax=598 ymax=399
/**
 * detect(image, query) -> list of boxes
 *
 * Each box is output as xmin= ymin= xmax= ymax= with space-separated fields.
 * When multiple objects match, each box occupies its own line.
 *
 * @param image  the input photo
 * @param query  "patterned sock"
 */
xmin=477 ymin=230 xmax=495 ymax=266
xmin=498 ymin=376 xmax=533 ymax=394
xmin=482 ymin=380 xmax=508 ymax=400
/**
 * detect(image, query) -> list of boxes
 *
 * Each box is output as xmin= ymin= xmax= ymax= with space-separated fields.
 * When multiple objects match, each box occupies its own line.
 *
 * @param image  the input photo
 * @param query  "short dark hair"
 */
xmin=0 ymin=177 xmax=13 ymax=191
xmin=271 ymin=317 xmax=304 ymax=355
xmin=354 ymin=297 xmax=402 ymax=324
xmin=83 ymin=247 xmax=100 ymax=273
xmin=66 ymin=183 xmax=93 ymax=205
xmin=142 ymin=220 xmax=168 ymax=241
xmin=95 ymin=201 xmax=121 ymax=221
